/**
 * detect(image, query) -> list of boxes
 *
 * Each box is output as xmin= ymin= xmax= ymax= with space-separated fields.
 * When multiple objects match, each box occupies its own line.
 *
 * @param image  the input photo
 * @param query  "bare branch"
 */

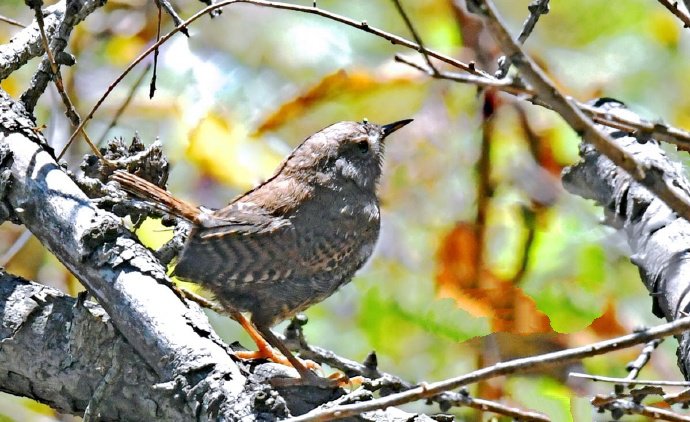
xmin=14 ymin=0 xmax=105 ymax=108
xmin=595 ymin=398 xmax=690 ymax=421
xmin=569 ymin=373 xmax=690 ymax=387
xmin=63 ymin=0 xmax=486 ymax=156
xmin=390 ymin=0 xmax=438 ymax=74
xmin=154 ymin=0 xmax=190 ymax=36
xmin=562 ymin=99 xmax=690 ymax=378
xmin=0 ymin=88 xmax=251 ymax=419
xmin=495 ymin=0 xmax=549 ymax=78
xmin=97 ymin=64 xmax=152 ymax=146
xmin=23 ymin=0 xmax=80 ymax=125
xmin=397 ymin=53 xmax=690 ymax=151
xmin=0 ymin=228 xmax=32 ymax=266
xmin=0 ymin=13 xmax=26 ymax=28
xmin=472 ymin=0 xmax=690 ymax=222
xmin=658 ymin=0 xmax=690 ymax=28
xmin=626 ymin=339 xmax=663 ymax=380
xmin=286 ymin=316 xmax=690 ymax=421
xmin=0 ymin=272 xmax=196 ymax=420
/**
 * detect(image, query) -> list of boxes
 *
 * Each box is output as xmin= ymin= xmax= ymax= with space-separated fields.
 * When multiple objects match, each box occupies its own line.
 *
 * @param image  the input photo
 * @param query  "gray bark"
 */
xmin=0 ymin=271 xmax=192 ymax=420
xmin=0 ymin=0 xmax=106 ymax=82
xmin=562 ymin=100 xmax=690 ymax=378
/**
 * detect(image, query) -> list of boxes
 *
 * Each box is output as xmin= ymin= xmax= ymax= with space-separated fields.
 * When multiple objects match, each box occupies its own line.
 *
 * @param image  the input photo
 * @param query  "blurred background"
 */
xmin=1 ymin=0 xmax=689 ymax=420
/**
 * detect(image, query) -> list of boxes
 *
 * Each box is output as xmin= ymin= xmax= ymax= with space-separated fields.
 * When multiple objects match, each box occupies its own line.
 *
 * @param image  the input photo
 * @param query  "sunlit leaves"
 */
xmin=254 ymin=68 xmax=426 ymax=137
xmin=187 ymin=113 xmax=283 ymax=189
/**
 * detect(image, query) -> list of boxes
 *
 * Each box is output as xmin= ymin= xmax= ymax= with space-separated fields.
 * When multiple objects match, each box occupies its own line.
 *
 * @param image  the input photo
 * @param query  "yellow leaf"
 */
xmin=187 ymin=114 xmax=283 ymax=190
xmin=135 ymin=218 xmax=173 ymax=251
xmin=254 ymin=67 xmax=423 ymax=135
xmin=105 ymin=35 xmax=146 ymax=66
xmin=648 ymin=10 xmax=680 ymax=48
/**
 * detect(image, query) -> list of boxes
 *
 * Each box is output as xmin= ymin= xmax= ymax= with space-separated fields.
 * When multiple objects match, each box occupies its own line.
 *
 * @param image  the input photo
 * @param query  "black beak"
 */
xmin=381 ymin=119 xmax=413 ymax=139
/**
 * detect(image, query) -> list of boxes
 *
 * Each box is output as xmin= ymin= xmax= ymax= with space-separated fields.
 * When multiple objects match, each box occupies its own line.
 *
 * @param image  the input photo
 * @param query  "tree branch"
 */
xmin=0 ymin=88 xmax=254 ymax=420
xmin=0 ymin=271 xmax=195 ymax=420
xmin=562 ymin=99 xmax=690 ymax=379
xmin=0 ymin=0 xmax=105 ymax=82
xmin=287 ymin=316 xmax=690 ymax=421
xmin=657 ymin=0 xmax=690 ymax=28
xmin=471 ymin=0 xmax=690 ymax=222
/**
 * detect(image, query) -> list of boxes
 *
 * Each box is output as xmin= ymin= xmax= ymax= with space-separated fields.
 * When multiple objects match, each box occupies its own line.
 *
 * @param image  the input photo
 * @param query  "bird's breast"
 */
xmin=292 ymin=191 xmax=380 ymax=280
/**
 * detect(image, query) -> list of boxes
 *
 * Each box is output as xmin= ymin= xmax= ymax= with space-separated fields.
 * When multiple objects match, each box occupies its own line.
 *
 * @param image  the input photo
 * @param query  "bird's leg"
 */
xmin=228 ymin=310 xmax=282 ymax=361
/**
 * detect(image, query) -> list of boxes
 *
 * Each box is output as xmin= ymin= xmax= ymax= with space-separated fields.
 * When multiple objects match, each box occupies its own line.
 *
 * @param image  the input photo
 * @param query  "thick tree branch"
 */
xmin=0 ymin=271 xmax=195 ymax=420
xmin=562 ymin=100 xmax=690 ymax=379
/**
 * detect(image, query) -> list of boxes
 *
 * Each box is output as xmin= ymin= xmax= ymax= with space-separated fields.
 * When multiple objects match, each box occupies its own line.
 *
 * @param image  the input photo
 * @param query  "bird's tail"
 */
xmin=112 ymin=170 xmax=200 ymax=222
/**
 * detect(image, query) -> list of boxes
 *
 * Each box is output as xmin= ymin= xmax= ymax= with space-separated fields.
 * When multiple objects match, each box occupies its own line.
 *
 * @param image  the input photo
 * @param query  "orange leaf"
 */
xmin=436 ymin=222 xmax=551 ymax=334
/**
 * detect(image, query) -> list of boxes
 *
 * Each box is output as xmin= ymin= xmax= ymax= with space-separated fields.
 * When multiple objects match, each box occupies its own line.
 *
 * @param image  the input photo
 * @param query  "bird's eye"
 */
xmin=357 ymin=140 xmax=369 ymax=154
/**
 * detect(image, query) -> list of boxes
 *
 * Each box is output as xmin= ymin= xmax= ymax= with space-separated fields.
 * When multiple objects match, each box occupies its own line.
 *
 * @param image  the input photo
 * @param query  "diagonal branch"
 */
xmin=390 ymin=0 xmax=438 ymax=74
xmin=495 ymin=0 xmax=549 ymax=78
xmin=287 ymin=316 xmax=690 ymax=421
xmin=0 ymin=88 xmax=252 ymax=419
xmin=657 ymin=0 xmax=690 ymax=28
xmin=470 ymin=0 xmax=690 ymax=222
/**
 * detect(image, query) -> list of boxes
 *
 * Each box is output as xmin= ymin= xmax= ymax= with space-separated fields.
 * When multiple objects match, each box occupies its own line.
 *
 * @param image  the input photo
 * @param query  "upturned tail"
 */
xmin=112 ymin=170 xmax=200 ymax=222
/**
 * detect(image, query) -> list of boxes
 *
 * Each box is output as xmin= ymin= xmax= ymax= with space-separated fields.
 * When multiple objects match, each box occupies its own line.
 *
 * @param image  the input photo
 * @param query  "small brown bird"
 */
xmin=113 ymin=119 xmax=412 ymax=385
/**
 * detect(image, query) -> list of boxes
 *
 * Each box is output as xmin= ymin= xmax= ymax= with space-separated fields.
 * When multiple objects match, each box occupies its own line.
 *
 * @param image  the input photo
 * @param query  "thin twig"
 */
xmin=394 ymin=54 xmax=520 ymax=90
xmin=63 ymin=0 xmax=690 ymax=158
xmin=569 ymin=372 xmax=690 ymax=387
xmin=154 ymin=0 xmax=190 ymax=36
xmin=474 ymin=0 xmax=690 ymax=222
xmin=149 ymin=3 xmax=162 ymax=99
xmin=657 ymin=0 xmax=690 ymax=28
xmin=390 ymin=0 xmax=437 ymax=74
xmin=626 ymin=339 xmax=662 ymax=380
xmin=28 ymin=0 xmax=105 ymax=161
xmin=31 ymin=1 xmax=78 ymax=125
xmin=0 ymin=14 xmax=26 ymax=28
xmin=286 ymin=316 xmax=690 ymax=421
xmin=495 ymin=0 xmax=549 ymax=78
xmin=63 ymin=0 xmax=489 ymax=155
xmin=97 ymin=64 xmax=151 ymax=146
xmin=452 ymin=395 xmax=549 ymax=421
xmin=596 ymin=398 xmax=690 ymax=422
xmin=0 ymin=229 xmax=32 ymax=266
xmin=282 ymin=324 xmax=549 ymax=421
xmin=396 ymin=54 xmax=690 ymax=151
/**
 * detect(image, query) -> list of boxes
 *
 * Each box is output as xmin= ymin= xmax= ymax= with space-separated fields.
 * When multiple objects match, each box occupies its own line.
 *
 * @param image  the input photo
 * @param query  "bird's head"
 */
xmin=284 ymin=119 xmax=412 ymax=191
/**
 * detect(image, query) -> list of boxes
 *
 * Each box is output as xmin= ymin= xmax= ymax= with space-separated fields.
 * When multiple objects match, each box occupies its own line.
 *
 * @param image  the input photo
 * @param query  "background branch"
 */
xmin=0 ymin=0 xmax=105 ymax=82
xmin=473 ymin=0 xmax=690 ymax=224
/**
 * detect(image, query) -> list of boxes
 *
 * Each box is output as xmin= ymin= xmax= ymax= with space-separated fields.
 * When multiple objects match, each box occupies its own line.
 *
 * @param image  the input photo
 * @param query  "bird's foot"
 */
xmin=234 ymin=345 xmax=321 ymax=371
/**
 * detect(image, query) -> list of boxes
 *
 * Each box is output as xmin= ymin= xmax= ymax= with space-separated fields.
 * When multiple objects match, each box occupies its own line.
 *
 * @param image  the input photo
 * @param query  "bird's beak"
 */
xmin=381 ymin=119 xmax=413 ymax=139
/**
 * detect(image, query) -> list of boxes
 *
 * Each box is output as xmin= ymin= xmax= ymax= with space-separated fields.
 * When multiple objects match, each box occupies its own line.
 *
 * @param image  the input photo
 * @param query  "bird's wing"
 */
xmin=172 ymin=206 xmax=300 ymax=287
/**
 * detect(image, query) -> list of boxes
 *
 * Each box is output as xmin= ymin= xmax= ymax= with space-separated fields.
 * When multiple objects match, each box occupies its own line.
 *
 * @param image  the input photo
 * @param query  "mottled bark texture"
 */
xmin=0 ymin=272 xmax=191 ymax=420
xmin=562 ymin=99 xmax=690 ymax=379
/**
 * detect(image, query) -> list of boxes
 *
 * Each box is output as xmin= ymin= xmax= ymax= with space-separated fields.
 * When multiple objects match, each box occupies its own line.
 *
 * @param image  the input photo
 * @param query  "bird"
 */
xmin=112 ymin=119 xmax=412 ymax=386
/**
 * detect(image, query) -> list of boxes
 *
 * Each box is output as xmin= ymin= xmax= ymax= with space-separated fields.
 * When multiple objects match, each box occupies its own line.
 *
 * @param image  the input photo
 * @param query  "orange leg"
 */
xmin=229 ymin=311 xmax=320 ymax=372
